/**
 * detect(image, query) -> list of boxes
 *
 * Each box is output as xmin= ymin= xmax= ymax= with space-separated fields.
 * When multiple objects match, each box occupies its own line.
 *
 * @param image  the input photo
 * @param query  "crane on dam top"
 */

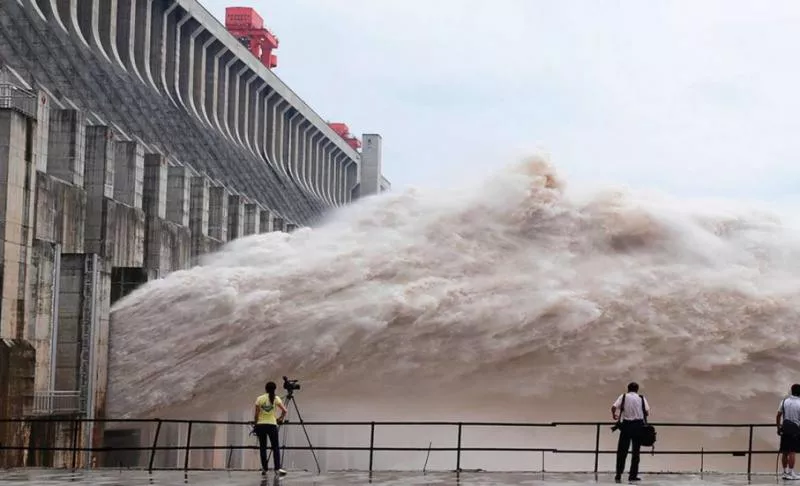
xmin=225 ymin=7 xmax=280 ymax=69
xmin=225 ymin=7 xmax=363 ymax=152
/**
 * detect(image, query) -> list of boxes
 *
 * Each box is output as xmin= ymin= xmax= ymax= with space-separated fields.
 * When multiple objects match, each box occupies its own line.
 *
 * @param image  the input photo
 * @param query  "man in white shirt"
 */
xmin=611 ymin=382 xmax=650 ymax=483
xmin=777 ymin=384 xmax=800 ymax=480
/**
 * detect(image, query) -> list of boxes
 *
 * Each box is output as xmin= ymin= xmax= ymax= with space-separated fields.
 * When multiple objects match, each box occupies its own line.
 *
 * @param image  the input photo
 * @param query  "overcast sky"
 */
xmin=204 ymin=0 xmax=800 ymax=204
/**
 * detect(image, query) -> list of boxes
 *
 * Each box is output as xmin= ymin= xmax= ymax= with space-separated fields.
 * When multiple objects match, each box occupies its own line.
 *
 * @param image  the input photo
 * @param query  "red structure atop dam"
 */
xmin=225 ymin=7 xmax=279 ymax=69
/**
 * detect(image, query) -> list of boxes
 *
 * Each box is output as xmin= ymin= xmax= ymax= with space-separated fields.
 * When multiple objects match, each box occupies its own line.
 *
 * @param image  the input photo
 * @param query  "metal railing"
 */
xmin=0 ymin=418 xmax=786 ymax=479
xmin=26 ymin=391 xmax=83 ymax=416
xmin=0 ymin=83 xmax=37 ymax=119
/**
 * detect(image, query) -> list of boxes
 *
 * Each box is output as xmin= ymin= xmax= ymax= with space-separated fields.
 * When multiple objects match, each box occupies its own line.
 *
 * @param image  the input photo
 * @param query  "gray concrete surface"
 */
xmin=0 ymin=469 xmax=788 ymax=486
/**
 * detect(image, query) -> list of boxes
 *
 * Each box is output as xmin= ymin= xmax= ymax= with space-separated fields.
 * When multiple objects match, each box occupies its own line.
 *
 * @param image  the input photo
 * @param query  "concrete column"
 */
xmin=166 ymin=165 xmax=190 ymax=227
xmin=54 ymin=254 xmax=83 ymax=390
xmin=262 ymin=93 xmax=280 ymax=165
xmin=321 ymin=144 xmax=335 ymax=205
xmin=189 ymin=28 xmax=211 ymax=123
xmin=314 ymin=140 xmax=332 ymax=203
xmin=142 ymin=153 xmax=169 ymax=274
xmin=133 ymin=0 xmax=154 ymax=88
xmin=173 ymin=13 xmax=195 ymax=111
xmin=189 ymin=175 xmax=209 ymax=257
xmin=229 ymin=64 xmax=248 ymax=144
xmin=360 ymin=134 xmax=383 ymax=197
xmin=143 ymin=153 xmax=167 ymax=219
xmin=35 ymin=91 xmax=50 ymax=173
xmin=285 ymin=223 xmax=297 ymax=233
xmin=85 ymin=0 xmax=111 ymax=63
xmin=220 ymin=58 xmax=240 ymax=140
xmin=45 ymin=0 xmax=68 ymax=33
xmin=159 ymin=1 xmax=180 ymax=103
xmin=272 ymin=217 xmax=285 ymax=233
xmin=273 ymin=102 xmax=290 ymax=178
xmin=258 ymin=208 xmax=273 ymax=233
xmin=211 ymin=49 xmax=233 ymax=135
xmin=208 ymin=185 xmax=229 ymax=242
xmin=243 ymin=202 xmax=259 ymax=236
xmin=251 ymin=84 xmax=268 ymax=157
xmin=47 ymin=109 xmax=86 ymax=187
xmin=113 ymin=141 xmax=144 ymax=209
xmin=297 ymin=125 xmax=313 ymax=194
xmin=238 ymin=72 xmax=257 ymax=150
xmin=201 ymin=41 xmax=224 ymax=128
xmin=227 ymin=194 xmax=244 ymax=240
xmin=345 ymin=161 xmax=357 ymax=203
xmin=98 ymin=0 xmax=125 ymax=69
xmin=0 ymin=109 xmax=35 ymax=338
xmin=115 ymin=0 xmax=140 ymax=80
xmin=333 ymin=153 xmax=346 ymax=206
xmin=74 ymin=0 xmax=100 ymax=54
xmin=286 ymin=114 xmax=301 ymax=180
xmin=83 ymin=125 xmax=115 ymax=257
xmin=282 ymin=112 xmax=300 ymax=179
xmin=29 ymin=240 xmax=58 ymax=393
xmin=307 ymin=132 xmax=322 ymax=198
xmin=148 ymin=0 xmax=167 ymax=93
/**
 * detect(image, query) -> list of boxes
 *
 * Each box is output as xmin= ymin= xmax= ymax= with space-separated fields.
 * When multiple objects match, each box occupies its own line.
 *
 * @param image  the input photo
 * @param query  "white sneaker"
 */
xmin=783 ymin=472 xmax=793 ymax=480
xmin=276 ymin=469 xmax=287 ymax=476
xmin=791 ymin=471 xmax=800 ymax=480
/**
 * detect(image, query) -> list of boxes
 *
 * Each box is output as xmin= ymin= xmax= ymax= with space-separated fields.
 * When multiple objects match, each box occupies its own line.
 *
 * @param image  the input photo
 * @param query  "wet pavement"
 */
xmin=0 ymin=469 xmax=789 ymax=485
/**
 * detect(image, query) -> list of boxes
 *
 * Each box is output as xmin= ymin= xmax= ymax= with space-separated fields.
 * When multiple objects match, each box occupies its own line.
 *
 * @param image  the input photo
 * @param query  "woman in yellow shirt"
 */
xmin=253 ymin=381 xmax=288 ymax=476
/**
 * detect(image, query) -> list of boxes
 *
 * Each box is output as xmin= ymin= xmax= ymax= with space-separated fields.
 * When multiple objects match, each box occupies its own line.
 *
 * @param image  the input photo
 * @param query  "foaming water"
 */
xmin=108 ymin=157 xmax=800 ymax=470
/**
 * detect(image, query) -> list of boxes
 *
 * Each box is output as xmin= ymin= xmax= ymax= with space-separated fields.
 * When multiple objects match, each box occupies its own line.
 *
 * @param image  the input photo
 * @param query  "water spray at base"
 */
xmin=107 ymin=156 xmax=800 ymax=470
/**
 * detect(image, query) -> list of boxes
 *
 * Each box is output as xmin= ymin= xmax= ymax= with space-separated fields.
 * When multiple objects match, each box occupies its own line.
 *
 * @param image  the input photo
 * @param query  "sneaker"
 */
xmin=614 ymin=475 xmax=621 ymax=483
xmin=783 ymin=472 xmax=794 ymax=480
xmin=791 ymin=472 xmax=800 ymax=480
xmin=628 ymin=477 xmax=641 ymax=482
xmin=261 ymin=470 xmax=267 ymax=476
xmin=276 ymin=469 xmax=287 ymax=476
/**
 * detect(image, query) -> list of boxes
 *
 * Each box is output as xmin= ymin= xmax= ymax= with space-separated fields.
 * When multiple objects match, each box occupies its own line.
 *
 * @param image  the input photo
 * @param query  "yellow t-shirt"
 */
xmin=255 ymin=394 xmax=283 ymax=425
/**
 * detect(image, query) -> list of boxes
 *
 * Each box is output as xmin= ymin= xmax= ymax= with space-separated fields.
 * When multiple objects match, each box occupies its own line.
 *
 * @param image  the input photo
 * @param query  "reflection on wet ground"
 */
xmin=0 ymin=469 xmax=788 ymax=486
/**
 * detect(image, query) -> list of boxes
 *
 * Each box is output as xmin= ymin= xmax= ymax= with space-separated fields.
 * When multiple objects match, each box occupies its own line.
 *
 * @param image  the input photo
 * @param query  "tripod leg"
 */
xmin=289 ymin=396 xmax=322 ymax=475
xmin=278 ymin=396 xmax=292 ymax=466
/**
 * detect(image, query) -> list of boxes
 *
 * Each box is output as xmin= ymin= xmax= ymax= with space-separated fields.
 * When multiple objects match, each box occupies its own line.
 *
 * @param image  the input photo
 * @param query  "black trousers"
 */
xmin=615 ymin=419 xmax=644 ymax=479
xmin=254 ymin=424 xmax=281 ymax=470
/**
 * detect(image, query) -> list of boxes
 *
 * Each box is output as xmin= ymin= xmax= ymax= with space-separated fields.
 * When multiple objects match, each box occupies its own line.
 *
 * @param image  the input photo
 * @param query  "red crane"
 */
xmin=328 ymin=122 xmax=362 ymax=150
xmin=225 ymin=7 xmax=279 ymax=69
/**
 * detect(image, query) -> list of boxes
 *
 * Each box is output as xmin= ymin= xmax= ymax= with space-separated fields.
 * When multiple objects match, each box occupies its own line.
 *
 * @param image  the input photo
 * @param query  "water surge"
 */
xmin=108 ymin=156 xmax=800 ymax=455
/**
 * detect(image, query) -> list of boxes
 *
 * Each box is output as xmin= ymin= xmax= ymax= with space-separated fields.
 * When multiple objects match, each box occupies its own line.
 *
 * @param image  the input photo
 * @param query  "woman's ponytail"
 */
xmin=265 ymin=381 xmax=277 ymax=405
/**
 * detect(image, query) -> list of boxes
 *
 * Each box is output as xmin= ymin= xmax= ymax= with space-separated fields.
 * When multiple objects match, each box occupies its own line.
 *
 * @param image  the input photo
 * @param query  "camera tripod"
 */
xmin=264 ymin=389 xmax=321 ymax=474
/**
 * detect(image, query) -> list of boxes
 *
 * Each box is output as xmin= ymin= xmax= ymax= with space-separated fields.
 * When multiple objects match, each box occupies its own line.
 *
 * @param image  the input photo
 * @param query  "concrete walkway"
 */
xmin=0 ymin=469 xmax=787 ymax=486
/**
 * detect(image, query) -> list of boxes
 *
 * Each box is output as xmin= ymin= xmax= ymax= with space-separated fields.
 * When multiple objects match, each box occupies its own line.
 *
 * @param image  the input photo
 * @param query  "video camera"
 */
xmin=283 ymin=376 xmax=300 ymax=393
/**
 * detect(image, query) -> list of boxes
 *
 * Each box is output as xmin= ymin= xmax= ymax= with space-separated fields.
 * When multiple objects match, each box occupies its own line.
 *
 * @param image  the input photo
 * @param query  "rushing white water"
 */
xmin=107 ymin=156 xmax=800 ymax=471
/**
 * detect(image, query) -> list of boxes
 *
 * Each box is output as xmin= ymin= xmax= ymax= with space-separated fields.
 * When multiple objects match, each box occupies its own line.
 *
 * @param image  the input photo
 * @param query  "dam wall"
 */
xmin=0 ymin=0 xmax=390 ymax=468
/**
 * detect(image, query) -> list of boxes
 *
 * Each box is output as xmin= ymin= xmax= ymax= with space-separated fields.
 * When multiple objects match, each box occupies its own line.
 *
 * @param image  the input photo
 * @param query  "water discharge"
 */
xmin=108 ymin=156 xmax=800 ymax=471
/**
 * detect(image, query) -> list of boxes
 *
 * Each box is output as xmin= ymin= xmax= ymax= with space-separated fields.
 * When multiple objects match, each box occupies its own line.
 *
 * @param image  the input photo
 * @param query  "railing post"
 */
xmin=700 ymin=447 xmax=704 ymax=477
xmin=456 ymin=422 xmax=463 ymax=473
xmin=594 ymin=423 xmax=600 ymax=476
xmin=70 ymin=419 xmax=79 ymax=470
xmin=183 ymin=421 xmax=193 ymax=473
xmin=368 ymin=422 xmax=375 ymax=474
xmin=747 ymin=425 xmax=753 ymax=481
xmin=148 ymin=419 xmax=163 ymax=474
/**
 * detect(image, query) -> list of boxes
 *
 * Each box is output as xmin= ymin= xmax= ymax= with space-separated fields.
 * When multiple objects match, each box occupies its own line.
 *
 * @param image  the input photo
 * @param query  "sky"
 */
xmin=204 ymin=0 xmax=800 ymax=204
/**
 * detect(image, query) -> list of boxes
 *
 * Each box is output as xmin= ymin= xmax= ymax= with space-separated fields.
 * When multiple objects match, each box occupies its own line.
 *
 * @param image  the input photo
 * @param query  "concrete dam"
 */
xmin=0 ymin=0 xmax=390 ymax=469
